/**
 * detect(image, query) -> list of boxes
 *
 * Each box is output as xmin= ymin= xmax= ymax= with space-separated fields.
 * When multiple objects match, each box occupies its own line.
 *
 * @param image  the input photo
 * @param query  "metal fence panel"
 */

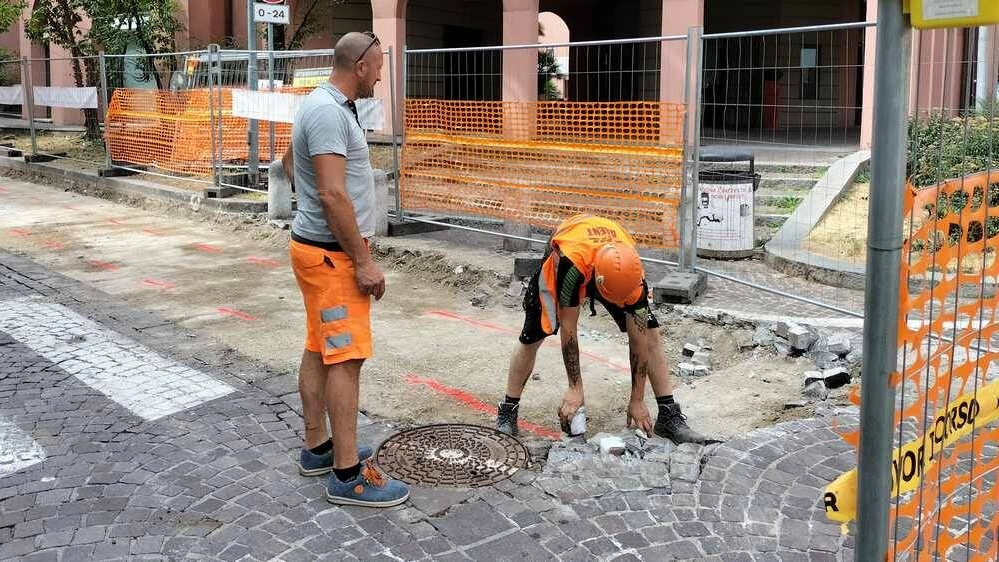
xmin=401 ymin=36 xmax=688 ymax=250
xmin=691 ymin=22 xmax=877 ymax=318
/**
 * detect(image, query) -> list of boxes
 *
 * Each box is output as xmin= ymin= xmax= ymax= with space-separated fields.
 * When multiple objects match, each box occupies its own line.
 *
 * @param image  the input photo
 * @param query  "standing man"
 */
xmin=284 ymin=31 xmax=409 ymax=507
xmin=496 ymin=214 xmax=708 ymax=444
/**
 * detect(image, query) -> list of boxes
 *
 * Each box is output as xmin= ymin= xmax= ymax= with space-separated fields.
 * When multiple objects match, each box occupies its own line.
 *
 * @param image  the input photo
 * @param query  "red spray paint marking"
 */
xmin=247 ymin=256 xmax=281 ymax=268
xmin=426 ymin=310 xmax=630 ymax=373
xmin=29 ymin=197 xmax=40 ymax=203
xmin=142 ymin=227 xmax=165 ymax=236
xmin=405 ymin=374 xmax=561 ymax=440
xmin=193 ymin=243 xmax=222 ymax=253
xmin=63 ymin=204 xmax=80 ymax=211
xmin=217 ymin=307 xmax=257 ymax=321
xmin=0 ymin=186 xmax=8 ymax=193
xmin=8 ymin=228 xmax=31 ymax=237
xmin=106 ymin=218 xmax=124 ymax=226
xmin=142 ymin=279 xmax=176 ymax=290
xmin=42 ymin=240 xmax=64 ymax=250
xmin=88 ymin=260 xmax=119 ymax=272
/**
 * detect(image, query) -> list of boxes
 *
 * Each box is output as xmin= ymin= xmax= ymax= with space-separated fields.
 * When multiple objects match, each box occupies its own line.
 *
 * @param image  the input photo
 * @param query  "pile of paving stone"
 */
xmin=531 ymin=431 xmax=717 ymax=501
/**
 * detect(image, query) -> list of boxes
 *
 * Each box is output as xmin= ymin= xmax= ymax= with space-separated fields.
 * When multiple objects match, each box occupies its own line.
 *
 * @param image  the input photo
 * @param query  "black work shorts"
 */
xmin=519 ymin=268 xmax=659 ymax=345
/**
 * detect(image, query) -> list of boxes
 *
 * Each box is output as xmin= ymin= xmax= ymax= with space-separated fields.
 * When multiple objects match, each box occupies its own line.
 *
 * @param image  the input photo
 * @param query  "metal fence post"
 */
xmin=208 ymin=44 xmax=221 ymax=191
xmin=854 ymin=0 xmax=910 ymax=559
xmin=267 ymin=25 xmax=276 ymax=163
xmin=246 ymin=5 xmax=260 ymax=188
xmin=680 ymin=27 xmax=704 ymax=273
xmin=398 ymin=45 xmax=408 ymax=221
xmin=389 ymin=46 xmax=402 ymax=219
xmin=21 ymin=57 xmax=37 ymax=158
xmin=98 ymin=51 xmax=111 ymax=170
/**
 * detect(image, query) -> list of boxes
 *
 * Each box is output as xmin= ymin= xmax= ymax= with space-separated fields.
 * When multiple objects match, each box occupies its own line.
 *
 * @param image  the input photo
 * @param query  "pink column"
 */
xmin=372 ymin=0 xmax=406 ymax=137
xmin=17 ymin=6 xmax=46 ymax=121
xmin=660 ymin=0 xmax=703 ymax=145
xmin=502 ymin=0 xmax=539 ymax=139
xmin=501 ymin=0 xmax=539 ymax=250
xmin=859 ymin=0 xmax=877 ymax=149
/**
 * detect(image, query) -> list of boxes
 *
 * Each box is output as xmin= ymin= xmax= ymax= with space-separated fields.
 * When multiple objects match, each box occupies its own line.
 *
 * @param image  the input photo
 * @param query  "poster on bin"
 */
xmin=696 ymin=181 xmax=754 ymax=252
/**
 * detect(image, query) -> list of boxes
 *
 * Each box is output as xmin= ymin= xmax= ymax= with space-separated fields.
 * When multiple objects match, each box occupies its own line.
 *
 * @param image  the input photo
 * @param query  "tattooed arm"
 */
xmin=557 ymin=305 xmax=584 ymax=428
xmin=624 ymin=313 xmax=654 ymax=434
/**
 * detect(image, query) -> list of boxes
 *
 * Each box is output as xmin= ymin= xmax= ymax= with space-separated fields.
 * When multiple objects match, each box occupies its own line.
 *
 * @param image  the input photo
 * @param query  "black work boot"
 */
xmin=654 ymin=403 xmax=706 ymax=445
xmin=496 ymin=402 xmax=519 ymax=436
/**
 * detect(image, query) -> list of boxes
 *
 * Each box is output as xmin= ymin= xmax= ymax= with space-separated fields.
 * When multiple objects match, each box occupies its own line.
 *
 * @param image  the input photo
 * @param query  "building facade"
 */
xmin=4 ymin=0 xmax=998 ymax=149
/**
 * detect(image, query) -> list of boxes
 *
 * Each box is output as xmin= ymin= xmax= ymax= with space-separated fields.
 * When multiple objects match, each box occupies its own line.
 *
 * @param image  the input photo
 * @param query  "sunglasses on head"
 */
xmin=354 ymin=31 xmax=380 ymax=65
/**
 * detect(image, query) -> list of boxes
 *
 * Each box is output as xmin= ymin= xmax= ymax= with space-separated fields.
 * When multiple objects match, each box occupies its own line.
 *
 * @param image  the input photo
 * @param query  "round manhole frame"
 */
xmin=374 ymin=423 xmax=530 ymax=488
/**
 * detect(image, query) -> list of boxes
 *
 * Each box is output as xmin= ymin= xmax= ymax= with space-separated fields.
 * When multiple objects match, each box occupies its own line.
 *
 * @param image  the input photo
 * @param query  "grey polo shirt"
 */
xmin=290 ymin=82 xmax=376 ymax=242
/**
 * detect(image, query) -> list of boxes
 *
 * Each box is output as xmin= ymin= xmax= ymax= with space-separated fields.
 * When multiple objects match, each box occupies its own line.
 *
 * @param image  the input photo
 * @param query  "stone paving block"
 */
xmin=467 ymin=530 xmax=553 ymax=560
xmin=21 ymin=550 xmax=59 ymax=562
xmin=560 ymin=546 xmax=599 ymax=561
xmin=430 ymin=501 xmax=512 ymax=546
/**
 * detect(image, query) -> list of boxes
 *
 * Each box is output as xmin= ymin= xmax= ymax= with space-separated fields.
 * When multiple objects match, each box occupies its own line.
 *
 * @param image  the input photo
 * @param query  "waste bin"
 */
xmin=695 ymin=147 xmax=761 ymax=259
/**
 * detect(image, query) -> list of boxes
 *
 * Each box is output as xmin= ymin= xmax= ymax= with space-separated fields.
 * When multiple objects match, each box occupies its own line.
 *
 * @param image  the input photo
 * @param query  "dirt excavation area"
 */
xmin=0 ymin=172 xmax=857 ymax=443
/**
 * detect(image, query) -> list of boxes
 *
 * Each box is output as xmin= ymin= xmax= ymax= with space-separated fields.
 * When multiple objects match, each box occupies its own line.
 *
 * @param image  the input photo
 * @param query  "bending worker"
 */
xmin=496 ymin=214 xmax=707 ymax=444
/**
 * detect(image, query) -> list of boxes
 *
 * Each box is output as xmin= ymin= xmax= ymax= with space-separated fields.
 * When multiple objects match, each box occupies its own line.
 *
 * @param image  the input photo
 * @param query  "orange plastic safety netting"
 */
xmin=104 ymin=87 xmax=312 ymax=176
xmin=825 ymin=170 xmax=999 ymax=559
xmin=400 ymin=99 xmax=685 ymax=248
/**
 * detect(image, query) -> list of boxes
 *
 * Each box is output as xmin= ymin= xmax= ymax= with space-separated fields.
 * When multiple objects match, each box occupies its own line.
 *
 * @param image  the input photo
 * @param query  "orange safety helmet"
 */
xmin=593 ymin=242 xmax=645 ymax=306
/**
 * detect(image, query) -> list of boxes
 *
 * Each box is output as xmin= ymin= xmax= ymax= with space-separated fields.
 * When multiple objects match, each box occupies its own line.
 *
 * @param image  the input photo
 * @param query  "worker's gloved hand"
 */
xmin=626 ymin=399 xmax=653 ymax=436
xmin=558 ymin=387 xmax=584 ymax=433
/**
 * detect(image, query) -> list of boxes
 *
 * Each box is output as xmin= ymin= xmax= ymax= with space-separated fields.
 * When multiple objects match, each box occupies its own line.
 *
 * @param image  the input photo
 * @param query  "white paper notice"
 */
xmin=923 ymin=0 xmax=979 ymax=19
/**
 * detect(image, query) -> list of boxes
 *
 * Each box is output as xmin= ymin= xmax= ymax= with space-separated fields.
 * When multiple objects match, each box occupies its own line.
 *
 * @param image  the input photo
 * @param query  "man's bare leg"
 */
xmin=329 ymin=359 xmax=363 ymax=470
xmin=504 ymin=340 xmax=544 ymax=399
xmin=644 ymin=328 xmax=673 ymax=397
xmin=298 ymin=349 xmax=329 ymax=449
xmin=497 ymin=340 xmax=544 ymax=435
xmin=644 ymin=327 xmax=706 ymax=443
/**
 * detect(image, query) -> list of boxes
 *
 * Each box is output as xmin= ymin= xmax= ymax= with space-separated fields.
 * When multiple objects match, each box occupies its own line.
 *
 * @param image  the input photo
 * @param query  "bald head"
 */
xmin=334 ymin=32 xmax=379 ymax=71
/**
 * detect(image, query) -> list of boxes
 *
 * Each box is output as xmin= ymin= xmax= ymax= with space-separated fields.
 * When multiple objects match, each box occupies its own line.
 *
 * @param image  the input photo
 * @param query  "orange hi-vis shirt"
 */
xmin=537 ymin=214 xmax=639 ymax=334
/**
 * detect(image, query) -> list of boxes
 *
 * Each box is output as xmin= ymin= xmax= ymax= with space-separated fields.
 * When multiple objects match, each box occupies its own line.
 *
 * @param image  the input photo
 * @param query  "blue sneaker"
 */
xmin=325 ymin=461 xmax=410 ymax=507
xmin=298 ymin=443 xmax=373 ymax=477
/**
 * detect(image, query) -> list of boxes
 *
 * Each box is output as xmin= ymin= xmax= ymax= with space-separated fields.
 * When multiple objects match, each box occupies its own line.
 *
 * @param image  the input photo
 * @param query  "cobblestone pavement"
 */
xmin=0 ymin=251 xmax=857 ymax=561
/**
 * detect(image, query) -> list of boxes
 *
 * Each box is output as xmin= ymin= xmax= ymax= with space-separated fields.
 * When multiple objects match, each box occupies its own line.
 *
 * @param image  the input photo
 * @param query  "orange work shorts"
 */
xmin=289 ymin=240 xmax=373 ymax=365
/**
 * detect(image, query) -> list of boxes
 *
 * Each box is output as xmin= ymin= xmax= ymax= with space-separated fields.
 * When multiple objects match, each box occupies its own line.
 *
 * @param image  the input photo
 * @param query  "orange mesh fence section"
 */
xmin=401 ymin=99 xmax=685 ymax=248
xmin=105 ymin=87 xmax=313 ymax=176
xmin=829 ymin=171 xmax=999 ymax=559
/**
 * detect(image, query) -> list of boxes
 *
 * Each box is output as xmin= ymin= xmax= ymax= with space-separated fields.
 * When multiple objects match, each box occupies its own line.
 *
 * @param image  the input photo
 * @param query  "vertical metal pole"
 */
xmin=22 ymin=57 xmax=38 ymax=157
xmin=208 ymin=45 xmax=221 ymax=190
xmin=389 ymin=47 xmax=402 ymax=219
xmin=98 ymin=51 xmax=111 ymax=169
xmin=689 ymin=27 xmax=705 ymax=273
xmin=247 ymin=1 xmax=259 ymax=187
xmin=267 ymin=22 xmax=275 ymax=163
xmin=855 ymin=1 xmax=910 ymax=560
xmin=399 ymin=45 xmax=409 ymax=221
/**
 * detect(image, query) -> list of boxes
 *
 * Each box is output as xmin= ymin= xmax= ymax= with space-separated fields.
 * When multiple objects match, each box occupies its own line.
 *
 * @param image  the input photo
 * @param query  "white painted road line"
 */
xmin=0 ymin=297 xmax=235 ymax=421
xmin=0 ymin=417 xmax=45 ymax=477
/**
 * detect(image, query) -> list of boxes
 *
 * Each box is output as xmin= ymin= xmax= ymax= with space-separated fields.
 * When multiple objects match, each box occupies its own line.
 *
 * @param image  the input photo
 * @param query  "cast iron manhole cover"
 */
xmin=374 ymin=424 xmax=529 ymax=487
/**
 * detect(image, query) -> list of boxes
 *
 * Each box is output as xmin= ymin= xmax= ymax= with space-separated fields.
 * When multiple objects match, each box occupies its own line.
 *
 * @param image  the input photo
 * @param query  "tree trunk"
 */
xmin=71 ymin=55 xmax=101 ymax=140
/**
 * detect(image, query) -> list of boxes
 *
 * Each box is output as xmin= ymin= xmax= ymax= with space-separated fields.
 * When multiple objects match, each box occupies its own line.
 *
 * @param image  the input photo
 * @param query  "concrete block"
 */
xmin=387 ymin=216 xmax=450 ymax=237
xmin=774 ymin=321 xmax=791 ymax=339
xmin=24 ymin=153 xmax=63 ymax=163
xmin=677 ymin=362 xmax=698 ymax=377
xmin=802 ymin=381 xmax=829 ymax=401
xmin=803 ymin=371 xmax=823 ymax=387
xmin=822 ymin=367 xmax=851 ymax=389
xmin=691 ymin=351 xmax=711 ymax=367
xmin=599 ymin=436 xmax=626 ymax=456
xmin=514 ymin=256 xmax=544 ymax=278
xmin=788 ymin=325 xmax=817 ymax=351
xmin=752 ymin=326 xmax=774 ymax=347
xmin=651 ymin=271 xmax=707 ymax=304
xmin=98 ymin=166 xmax=141 ymax=178
xmin=827 ymin=333 xmax=853 ymax=357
